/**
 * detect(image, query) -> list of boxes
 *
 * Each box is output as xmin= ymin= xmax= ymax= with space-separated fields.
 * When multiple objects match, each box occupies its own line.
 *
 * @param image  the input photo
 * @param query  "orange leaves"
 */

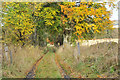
xmin=46 ymin=38 xmax=50 ymax=43
xmin=97 ymin=75 xmax=102 ymax=78
xmin=50 ymin=42 xmax=54 ymax=45
xmin=60 ymin=4 xmax=67 ymax=13
xmin=97 ymin=75 xmax=107 ymax=78
xmin=62 ymin=19 xmax=67 ymax=24
xmin=46 ymin=38 xmax=54 ymax=45
xmin=85 ymin=8 xmax=88 ymax=13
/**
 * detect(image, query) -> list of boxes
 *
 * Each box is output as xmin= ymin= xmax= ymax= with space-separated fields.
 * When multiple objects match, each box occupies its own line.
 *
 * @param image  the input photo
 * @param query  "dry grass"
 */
xmin=2 ymin=45 xmax=43 ymax=78
xmin=56 ymin=42 xmax=118 ymax=78
xmin=2 ymin=41 xmax=119 ymax=78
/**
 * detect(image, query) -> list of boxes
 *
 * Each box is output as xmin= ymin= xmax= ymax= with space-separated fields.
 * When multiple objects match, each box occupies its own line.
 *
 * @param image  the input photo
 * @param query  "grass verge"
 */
xmin=2 ymin=45 xmax=43 ymax=78
xmin=56 ymin=42 xmax=118 ymax=78
xmin=35 ymin=52 xmax=61 ymax=78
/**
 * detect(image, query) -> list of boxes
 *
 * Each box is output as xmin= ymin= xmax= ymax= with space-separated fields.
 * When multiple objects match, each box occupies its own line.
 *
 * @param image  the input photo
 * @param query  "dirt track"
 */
xmin=26 ymin=50 xmax=49 ymax=78
xmin=55 ymin=52 xmax=70 ymax=78
xmin=25 ymin=49 xmax=72 ymax=78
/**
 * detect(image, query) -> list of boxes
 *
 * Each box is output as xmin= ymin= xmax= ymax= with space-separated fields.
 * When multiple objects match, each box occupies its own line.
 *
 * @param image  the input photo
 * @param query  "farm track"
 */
xmin=25 ymin=48 xmax=81 ymax=78
xmin=54 ymin=51 xmax=82 ymax=78
xmin=54 ymin=52 xmax=70 ymax=78
xmin=25 ymin=50 xmax=49 ymax=78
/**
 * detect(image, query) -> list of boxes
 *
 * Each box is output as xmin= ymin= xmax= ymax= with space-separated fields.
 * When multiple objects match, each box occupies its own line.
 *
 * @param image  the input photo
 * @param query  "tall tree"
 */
xmin=33 ymin=2 xmax=63 ymax=46
xmin=2 ymin=2 xmax=116 ymax=46
xmin=60 ymin=2 xmax=115 ymax=43
xmin=2 ymin=2 xmax=35 ymax=46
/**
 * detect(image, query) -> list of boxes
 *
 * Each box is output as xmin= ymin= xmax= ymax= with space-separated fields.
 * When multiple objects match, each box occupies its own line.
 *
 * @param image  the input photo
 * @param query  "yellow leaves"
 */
xmin=95 ymin=30 xmax=100 ymax=33
xmin=5 ymin=2 xmax=9 ymax=4
xmin=15 ymin=27 xmax=18 ymax=30
xmin=35 ymin=4 xmax=42 ymax=11
xmin=75 ymin=18 xmax=79 ymax=23
xmin=45 ymin=21 xmax=52 ymax=26
xmin=17 ymin=15 xmax=22 ymax=18
xmin=51 ymin=21 xmax=55 ymax=24
xmin=74 ymin=23 xmax=87 ymax=37
xmin=75 ymin=25 xmax=80 ymax=30
xmin=94 ymin=18 xmax=97 ymax=22
xmin=11 ymin=21 xmax=13 ymax=24
xmin=3 ymin=2 xmax=115 ymax=44
xmin=94 ymin=17 xmax=103 ymax=22
xmin=34 ymin=12 xmax=39 ymax=16
xmin=52 ymin=11 xmax=56 ymax=15
xmin=35 ymin=5 xmax=38 ymax=9
xmin=46 ymin=14 xmax=54 ymax=19
xmin=2 ymin=2 xmax=35 ymax=45
xmin=63 ymin=2 xmax=75 ymax=7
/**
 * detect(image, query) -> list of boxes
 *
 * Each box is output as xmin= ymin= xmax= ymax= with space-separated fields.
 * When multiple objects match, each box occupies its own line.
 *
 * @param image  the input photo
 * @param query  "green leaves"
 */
xmin=2 ymin=2 xmax=115 ymax=46
xmin=33 ymin=3 xmax=62 ymax=43
xmin=2 ymin=2 xmax=35 ymax=45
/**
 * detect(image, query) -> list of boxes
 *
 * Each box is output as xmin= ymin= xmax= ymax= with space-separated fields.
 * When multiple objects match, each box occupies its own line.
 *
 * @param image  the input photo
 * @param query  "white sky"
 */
xmin=110 ymin=8 xmax=118 ymax=20
xmin=97 ymin=0 xmax=119 ymax=21
xmin=108 ymin=1 xmax=118 ymax=21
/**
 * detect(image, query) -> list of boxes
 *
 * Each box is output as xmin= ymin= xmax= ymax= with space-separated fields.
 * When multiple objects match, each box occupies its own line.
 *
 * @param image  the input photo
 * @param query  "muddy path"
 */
xmin=25 ymin=48 xmax=81 ymax=78
xmin=54 ymin=52 xmax=70 ymax=78
xmin=26 ymin=50 xmax=49 ymax=78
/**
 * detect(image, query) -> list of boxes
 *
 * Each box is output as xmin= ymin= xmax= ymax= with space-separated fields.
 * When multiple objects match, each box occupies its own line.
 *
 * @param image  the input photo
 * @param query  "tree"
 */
xmin=2 ymin=2 xmax=35 ymax=46
xmin=2 ymin=2 xmax=116 ymax=47
xmin=33 ymin=2 xmax=63 ymax=46
xmin=60 ymin=2 xmax=115 ymax=43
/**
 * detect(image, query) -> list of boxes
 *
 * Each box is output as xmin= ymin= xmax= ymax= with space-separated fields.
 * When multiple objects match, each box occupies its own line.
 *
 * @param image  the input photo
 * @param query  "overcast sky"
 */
xmin=109 ymin=1 xmax=118 ymax=21
xmin=97 ymin=0 xmax=119 ymax=21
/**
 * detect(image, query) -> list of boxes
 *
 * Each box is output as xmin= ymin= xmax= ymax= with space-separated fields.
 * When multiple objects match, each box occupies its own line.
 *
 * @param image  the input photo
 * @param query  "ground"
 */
xmin=2 ymin=41 xmax=119 ymax=78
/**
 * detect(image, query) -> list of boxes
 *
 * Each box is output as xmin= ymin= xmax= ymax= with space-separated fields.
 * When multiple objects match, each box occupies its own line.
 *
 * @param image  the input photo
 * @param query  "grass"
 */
xmin=56 ymin=42 xmax=118 ymax=78
xmin=0 ymin=63 xmax=1 ymax=78
xmin=2 ymin=45 xmax=44 ymax=78
xmin=2 ymin=41 xmax=119 ymax=78
xmin=35 ymin=52 xmax=61 ymax=78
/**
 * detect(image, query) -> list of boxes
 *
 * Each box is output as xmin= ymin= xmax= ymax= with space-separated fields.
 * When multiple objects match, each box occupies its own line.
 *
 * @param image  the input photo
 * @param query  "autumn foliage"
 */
xmin=60 ymin=2 xmax=114 ymax=40
xmin=2 ymin=2 xmax=115 ymax=46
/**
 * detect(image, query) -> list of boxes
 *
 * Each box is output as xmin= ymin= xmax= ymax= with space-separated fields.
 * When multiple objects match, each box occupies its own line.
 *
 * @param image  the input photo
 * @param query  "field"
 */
xmin=2 ymin=41 xmax=119 ymax=78
xmin=56 ymin=42 xmax=118 ymax=78
xmin=2 ymin=45 xmax=43 ymax=78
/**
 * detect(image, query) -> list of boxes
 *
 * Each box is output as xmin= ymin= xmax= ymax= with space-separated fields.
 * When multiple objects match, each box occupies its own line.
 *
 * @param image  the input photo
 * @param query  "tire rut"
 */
xmin=25 ymin=50 xmax=49 ymax=78
xmin=55 ymin=52 xmax=70 ymax=79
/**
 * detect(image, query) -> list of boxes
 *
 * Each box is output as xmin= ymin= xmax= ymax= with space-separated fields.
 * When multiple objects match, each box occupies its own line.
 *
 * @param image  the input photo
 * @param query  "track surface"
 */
xmin=25 ymin=49 xmax=72 ymax=78
xmin=26 ymin=50 xmax=49 ymax=78
xmin=55 ymin=52 xmax=70 ymax=78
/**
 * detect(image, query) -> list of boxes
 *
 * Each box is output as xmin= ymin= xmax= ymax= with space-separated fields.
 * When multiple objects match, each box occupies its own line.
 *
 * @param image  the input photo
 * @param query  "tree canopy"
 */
xmin=60 ymin=2 xmax=114 ymax=41
xmin=2 ymin=2 xmax=116 ymax=46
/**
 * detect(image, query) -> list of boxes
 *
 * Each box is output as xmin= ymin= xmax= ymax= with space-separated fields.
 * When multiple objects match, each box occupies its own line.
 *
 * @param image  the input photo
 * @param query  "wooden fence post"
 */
xmin=9 ymin=50 xmax=12 ymax=64
xmin=4 ymin=43 xmax=8 ymax=62
xmin=77 ymin=42 xmax=80 ymax=55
